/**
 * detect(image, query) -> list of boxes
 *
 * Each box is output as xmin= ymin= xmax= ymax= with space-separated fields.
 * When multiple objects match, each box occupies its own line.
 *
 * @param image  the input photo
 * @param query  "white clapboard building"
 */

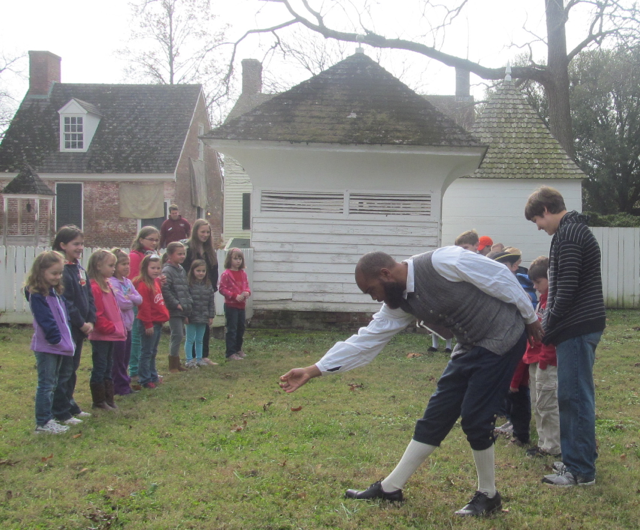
xmin=204 ymin=52 xmax=486 ymax=322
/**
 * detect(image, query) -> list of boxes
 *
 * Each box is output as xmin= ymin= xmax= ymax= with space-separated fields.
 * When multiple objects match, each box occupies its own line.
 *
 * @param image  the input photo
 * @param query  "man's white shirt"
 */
xmin=315 ymin=246 xmax=537 ymax=375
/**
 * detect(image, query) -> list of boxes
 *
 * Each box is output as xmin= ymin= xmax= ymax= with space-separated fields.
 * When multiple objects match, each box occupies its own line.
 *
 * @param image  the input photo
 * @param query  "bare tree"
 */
xmin=237 ymin=0 xmax=640 ymax=157
xmin=119 ymin=0 xmax=230 ymax=122
xmin=0 ymin=53 xmax=25 ymax=139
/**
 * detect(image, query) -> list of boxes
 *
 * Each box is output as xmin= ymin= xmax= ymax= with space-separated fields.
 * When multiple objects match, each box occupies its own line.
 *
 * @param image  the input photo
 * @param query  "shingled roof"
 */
xmin=206 ymin=53 xmax=483 ymax=147
xmin=0 ymin=84 xmax=202 ymax=174
xmin=2 ymin=165 xmax=54 ymax=195
xmin=469 ymin=80 xmax=584 ymax=179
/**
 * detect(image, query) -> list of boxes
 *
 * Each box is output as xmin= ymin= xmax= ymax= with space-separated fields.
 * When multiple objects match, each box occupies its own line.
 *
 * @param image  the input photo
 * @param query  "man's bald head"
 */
xmin=356 ymin=252 xmax=398 ymax=279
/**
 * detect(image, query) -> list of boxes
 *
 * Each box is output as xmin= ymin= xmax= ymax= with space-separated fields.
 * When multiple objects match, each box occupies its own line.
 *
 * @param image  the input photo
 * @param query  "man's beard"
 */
xmin=383 ymin=281 xmax=405 ymax=309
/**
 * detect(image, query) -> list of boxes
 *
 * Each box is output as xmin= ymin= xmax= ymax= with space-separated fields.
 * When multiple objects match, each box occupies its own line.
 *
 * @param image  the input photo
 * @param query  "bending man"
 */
xmin=280 ymin=246 xmax=542 ymax=516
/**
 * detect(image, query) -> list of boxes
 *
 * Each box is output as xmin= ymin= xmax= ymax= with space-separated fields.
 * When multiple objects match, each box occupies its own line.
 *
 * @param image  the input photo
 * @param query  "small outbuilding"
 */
xmin=204 ymin=52 xmax=487 ymax=325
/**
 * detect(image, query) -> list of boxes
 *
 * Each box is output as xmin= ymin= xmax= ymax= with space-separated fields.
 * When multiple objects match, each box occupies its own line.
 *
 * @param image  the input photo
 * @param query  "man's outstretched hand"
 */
xmin=279 ymin=365 xmax=321 ymax=393
xmin=525 ymin=320 xmax=544 ymax=346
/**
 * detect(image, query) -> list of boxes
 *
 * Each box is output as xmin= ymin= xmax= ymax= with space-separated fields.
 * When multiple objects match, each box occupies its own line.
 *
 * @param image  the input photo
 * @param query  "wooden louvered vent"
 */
xmin=260 ymin=191 xmax=344 ymax=213
xmin=349 ymin=193 xmax=431 ymax=216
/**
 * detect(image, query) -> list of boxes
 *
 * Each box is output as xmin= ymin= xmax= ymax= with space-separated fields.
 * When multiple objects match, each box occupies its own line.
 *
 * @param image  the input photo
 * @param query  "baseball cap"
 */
xmin=478 ymin=236 xmax=493 ymax=251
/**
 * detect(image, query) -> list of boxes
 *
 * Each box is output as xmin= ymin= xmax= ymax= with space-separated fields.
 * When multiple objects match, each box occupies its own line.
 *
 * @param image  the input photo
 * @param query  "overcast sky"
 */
xmin=1 ymin=0 xmax=600 ymax=110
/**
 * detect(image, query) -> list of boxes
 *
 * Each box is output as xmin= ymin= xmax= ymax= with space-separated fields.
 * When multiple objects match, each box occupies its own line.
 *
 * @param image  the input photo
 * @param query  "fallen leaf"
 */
xmin=227 ymin=394 xmax=233 ymax=399
xmin=279 ymin=459 xmax=287 ymax=467
xmin=297 ymin=492 xmax=307 ymax=499
xmin=231 ymin=426 xmax=244 ymax=432
xmin=0 ymin=459 xmax=18 ymax=466
xmin=348 ymin=432 xmax=356 ymax=436
xmin=5 ymin=491 xmax=12 ymax=501
xmin=199 ymin=396 xmax=207 ymax=401
xmin=407 ymin=352 xmax=422 ymax=358
xmin=41 ymin=454 xmax=53 ymax=462
xmin=72 ymin=433 xmax=82 ymax=439
xmin=291 ymin=406 xmax=302 ymax=412
xmin=263 ymin=401 xmax=273 ymax=411
xmin=348 ymin=383 xmax=364 ymax=391
xmin=621 ymin=454 xmax=627 ymax=460
xmin=78 ymin=468 xmax=89 ymax=474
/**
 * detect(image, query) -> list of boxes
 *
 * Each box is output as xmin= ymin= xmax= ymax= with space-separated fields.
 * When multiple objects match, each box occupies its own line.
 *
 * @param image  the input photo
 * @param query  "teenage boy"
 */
xmin=525 ymin=186 xmax=606 ymax=486
xmin=160 ymin=205 xmax=191 ymax=248
xmin=477 ymin=236 xmax=493 ymax=256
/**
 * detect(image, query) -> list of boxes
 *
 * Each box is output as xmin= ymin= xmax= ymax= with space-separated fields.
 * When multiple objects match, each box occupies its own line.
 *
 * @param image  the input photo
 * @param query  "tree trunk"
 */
xmin=545 ymin=0 xmax=575 ymax=158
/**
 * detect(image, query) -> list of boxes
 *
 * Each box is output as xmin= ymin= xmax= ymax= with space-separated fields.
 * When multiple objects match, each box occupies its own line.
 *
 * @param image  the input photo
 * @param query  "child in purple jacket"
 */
xmin=109 ymin=249 xmax=143 ymax=395
xmin=26 ymin=251 xmax=76 ymax=435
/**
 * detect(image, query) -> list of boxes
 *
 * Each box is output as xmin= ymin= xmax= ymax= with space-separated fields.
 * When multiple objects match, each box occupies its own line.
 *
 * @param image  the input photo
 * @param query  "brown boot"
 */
xmin=90 ymin=382 xmax=115 ymax=411
xmin=168 ymin=355 xmax=187 ymax=373
xmin=104 ymin=380 xmax=118 ymax=410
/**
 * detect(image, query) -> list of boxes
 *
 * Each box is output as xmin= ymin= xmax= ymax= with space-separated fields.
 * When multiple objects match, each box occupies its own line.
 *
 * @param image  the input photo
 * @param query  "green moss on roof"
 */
xmin=207 ymin=54 xmax=483 ymax=148
xmin=469 ymin=81 xmax=584 ymax=179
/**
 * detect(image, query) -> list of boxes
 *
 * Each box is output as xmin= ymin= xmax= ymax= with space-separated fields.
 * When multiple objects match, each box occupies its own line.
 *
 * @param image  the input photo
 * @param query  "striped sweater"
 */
xmin=543 ymin=211 xmax=606 ymax=345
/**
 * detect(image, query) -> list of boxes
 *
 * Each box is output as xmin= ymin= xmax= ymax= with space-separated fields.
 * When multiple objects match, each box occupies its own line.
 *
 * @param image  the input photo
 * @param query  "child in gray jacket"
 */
xmin=185 ymin=259 xmax=217 ymax=367
xmin=161 ymin=242 xmax=193 ymax=373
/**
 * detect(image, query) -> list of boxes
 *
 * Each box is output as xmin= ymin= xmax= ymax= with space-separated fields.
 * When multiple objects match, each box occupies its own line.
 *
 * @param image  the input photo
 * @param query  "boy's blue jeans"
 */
xmin=138 ymin=321 xmax=162 ymax=385
xmin=34 ymin=351 xmax=64 ymax=427
xmin=556 ymin=331 xmax=602 ymax=481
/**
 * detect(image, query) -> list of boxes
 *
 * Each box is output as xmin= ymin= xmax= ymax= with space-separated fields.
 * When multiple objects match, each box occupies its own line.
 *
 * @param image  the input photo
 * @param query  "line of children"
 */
xmin=27 ymin=236 xmax=251 ymax=432
xmin=109 ymin=249 xmax=143 ymax=396
xmin=161 ymin=242 xmax=192 ymax=373
xmin=218 ymin=248 xmax=251 ymax=361
xmin=87 ymin=250 xmax=127 ymax=410
xmin=185 ymin=259 xmax=217 ymax=367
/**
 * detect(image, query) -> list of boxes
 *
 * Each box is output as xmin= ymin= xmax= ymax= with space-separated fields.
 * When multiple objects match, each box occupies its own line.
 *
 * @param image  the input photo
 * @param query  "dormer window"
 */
xmin=64 ymin=116 xmax=84 ymax=149
xmin=58 ymin=98 xmax=102 ymax=153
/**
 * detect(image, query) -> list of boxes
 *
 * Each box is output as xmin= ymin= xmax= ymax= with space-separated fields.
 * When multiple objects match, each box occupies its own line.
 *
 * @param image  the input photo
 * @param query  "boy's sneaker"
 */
xmin=542 ymin=468 xmax=595 ymax=487
xmin=35 ymin=419 xmax=69 ymax=434
xmin=63 ymin=417 xmax=83 ymax=425
xmin=75 ymin=411 xmax=92 ymax=418
xmin=143 ymin=382 xmax=157 ymax=389
xmin=552 ymin=461 xmax=567 ymax=473
xmin=237 ymin=351 xmax=246 ymax=359
xmin=494 ymin=421 xmax=513 ymax=435
xmin=185 ymin=359 xmax=199 ymax=369
xmin=227 ymin=353 xmax=243 ymax=361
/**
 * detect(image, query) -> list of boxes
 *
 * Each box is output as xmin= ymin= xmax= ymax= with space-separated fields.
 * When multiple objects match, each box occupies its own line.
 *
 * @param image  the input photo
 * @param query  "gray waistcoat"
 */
xmin=399 ymin=251 xmax=525 ymax=357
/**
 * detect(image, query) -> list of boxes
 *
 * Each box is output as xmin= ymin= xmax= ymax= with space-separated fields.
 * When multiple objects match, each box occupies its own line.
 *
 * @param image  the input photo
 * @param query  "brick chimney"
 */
xmin=28 ymin=51 xmax=61 ymax=96
xmin=455 ymin=67 xmax=470 ymax=98
xmin=241 ymin=59 xmax=262 ymax=96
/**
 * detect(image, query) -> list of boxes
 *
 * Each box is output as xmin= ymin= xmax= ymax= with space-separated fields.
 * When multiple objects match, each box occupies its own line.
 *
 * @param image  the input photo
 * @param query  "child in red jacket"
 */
xmin=218 ymin=248 xmax=251 ymax=361
xmin=87 ymin=250 xmax=126 ymax=411
xmin=134 ymin=254 xmax=170 ymax=389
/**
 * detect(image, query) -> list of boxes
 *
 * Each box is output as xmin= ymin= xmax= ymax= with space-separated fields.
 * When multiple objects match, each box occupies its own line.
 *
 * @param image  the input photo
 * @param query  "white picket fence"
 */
xmin=0 ymin=246 xmax=254 ymax=324
xmin=0 ymin=229 xmax=638 ymax=323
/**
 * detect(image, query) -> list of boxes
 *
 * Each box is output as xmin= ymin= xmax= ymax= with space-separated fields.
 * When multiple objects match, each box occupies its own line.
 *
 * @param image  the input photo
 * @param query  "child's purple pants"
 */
xmin=111 ymin=330 xmax=133 ymax=395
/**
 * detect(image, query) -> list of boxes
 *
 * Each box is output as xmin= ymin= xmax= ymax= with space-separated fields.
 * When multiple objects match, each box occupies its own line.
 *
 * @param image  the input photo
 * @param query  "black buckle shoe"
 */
xmin=455 ymin=490 xmax=502 ymax=516
xmin=345 ymin=481 xmax=403 ymax=502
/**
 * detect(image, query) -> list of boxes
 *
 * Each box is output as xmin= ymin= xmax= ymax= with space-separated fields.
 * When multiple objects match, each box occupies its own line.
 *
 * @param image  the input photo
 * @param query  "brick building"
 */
xmin=0 ymin=51 xmax=223 ymax=248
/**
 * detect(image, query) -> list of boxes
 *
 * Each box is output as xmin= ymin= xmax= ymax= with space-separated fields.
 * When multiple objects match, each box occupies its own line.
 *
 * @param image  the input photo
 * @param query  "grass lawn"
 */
xmin=1 ymin=311 xmax=639 ymax=529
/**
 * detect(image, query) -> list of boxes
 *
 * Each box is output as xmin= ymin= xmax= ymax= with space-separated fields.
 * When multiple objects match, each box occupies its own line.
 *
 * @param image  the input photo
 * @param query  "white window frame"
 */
xmin=61 ymin=116 xmax=85 ymax=151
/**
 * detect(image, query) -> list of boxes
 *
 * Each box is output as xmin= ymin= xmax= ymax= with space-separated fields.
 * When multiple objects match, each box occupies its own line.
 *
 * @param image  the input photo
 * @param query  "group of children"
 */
xmin=449 ymin=229 xmax=560 ymax=458
xmin=27 ymin=222 xmax=251 ymax=434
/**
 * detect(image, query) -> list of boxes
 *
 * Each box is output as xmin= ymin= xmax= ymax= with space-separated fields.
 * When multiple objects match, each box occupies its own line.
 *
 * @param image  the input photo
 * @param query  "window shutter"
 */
xmin=242 ymin=193 xmax=251 ymax=230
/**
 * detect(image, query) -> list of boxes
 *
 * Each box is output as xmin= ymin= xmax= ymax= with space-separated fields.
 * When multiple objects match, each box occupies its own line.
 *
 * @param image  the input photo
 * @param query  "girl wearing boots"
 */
xmin=134 ymin=254 xmax=169 ymax=389
xmin=87 ymin=250 xmax=126 ymax=410
xmin=161 ymin=242 xmax=192 ymax=373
